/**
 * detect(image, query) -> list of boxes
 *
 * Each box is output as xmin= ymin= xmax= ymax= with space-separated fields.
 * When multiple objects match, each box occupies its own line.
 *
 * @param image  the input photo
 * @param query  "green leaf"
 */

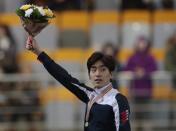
xmin=16 ymin=9 xmax=25 ymax=16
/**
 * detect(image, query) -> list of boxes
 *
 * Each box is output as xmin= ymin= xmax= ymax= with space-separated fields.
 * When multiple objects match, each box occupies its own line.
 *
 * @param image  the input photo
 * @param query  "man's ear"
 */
xmin=88 ymin=73 xmax=90 ymax=79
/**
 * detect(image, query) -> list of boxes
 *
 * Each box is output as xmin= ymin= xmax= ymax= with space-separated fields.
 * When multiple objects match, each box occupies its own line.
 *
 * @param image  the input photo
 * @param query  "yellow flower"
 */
xmin=20 ymin=4 xmax=31 ymax=10
xmin=44 ymin=9 xmax=54 ymax=17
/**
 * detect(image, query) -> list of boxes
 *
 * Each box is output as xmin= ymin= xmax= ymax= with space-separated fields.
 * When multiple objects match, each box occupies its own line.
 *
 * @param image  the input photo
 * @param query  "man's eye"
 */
xmin=91 ymin=69 xmax=96 ymax=72
xmin=101 ymin=68 xmax=106 ymax=71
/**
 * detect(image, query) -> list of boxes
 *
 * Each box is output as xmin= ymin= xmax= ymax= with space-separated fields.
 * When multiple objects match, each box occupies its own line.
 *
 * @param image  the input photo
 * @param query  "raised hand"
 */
xmin=26 ymin=36 xmax=42 ymax=55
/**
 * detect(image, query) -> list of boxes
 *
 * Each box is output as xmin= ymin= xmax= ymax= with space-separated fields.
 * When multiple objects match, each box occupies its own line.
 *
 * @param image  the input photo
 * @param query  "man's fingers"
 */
xmin=26 ymin=37 xmax=34 ymax=50
xmin=26 ymin=36 xmax=37 ymax=51
xmin=26 ymin=44 xmax=31 ymax=50
xmin=26 ymin=44 xmax=30 ymax=50
xmin=28 ymin=36 xmax=33 ymax=44
xmin=26 ymin=43 xmax=34 ymax=50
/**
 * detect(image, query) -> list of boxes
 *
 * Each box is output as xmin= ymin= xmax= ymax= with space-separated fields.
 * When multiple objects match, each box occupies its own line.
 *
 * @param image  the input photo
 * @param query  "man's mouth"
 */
xmin=95 ymin=79 xmax=102 ymax=83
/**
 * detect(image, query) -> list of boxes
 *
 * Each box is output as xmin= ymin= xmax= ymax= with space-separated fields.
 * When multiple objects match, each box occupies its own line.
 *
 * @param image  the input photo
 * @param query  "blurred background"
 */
xmin=0 ymin=0 xmax=176 ymax=131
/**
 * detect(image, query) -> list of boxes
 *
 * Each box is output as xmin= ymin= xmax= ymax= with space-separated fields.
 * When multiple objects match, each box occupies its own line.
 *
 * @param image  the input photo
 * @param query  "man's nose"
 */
xmin=95 ymin=70 xmax=101 ymax=76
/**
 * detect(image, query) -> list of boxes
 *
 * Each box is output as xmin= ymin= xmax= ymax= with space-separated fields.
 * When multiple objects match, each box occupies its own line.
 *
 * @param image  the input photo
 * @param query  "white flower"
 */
xmin=25 ymin=8 xmax=33 ymax=17
xmin=37 ymin=7 xmax=45 ymax=16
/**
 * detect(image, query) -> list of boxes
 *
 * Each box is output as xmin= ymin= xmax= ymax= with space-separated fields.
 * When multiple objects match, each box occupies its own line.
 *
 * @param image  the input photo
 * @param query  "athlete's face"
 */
xmin=89 ymin=60 xmax=112 ymax=88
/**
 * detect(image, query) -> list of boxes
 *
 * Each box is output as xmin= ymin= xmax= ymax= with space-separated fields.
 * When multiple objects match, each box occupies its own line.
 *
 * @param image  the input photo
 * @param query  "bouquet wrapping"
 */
xmin=16 ymin=4 xmax=55 ymax=37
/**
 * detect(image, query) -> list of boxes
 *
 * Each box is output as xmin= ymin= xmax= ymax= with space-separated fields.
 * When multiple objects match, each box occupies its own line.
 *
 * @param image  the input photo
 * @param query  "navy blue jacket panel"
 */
xmin=85 ymin=103 xmax=116 ymax=131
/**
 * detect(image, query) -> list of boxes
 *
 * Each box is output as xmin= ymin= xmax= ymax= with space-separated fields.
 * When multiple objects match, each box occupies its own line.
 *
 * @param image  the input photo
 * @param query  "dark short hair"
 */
xmin=87 ymin=52 xmax=115 ymax=73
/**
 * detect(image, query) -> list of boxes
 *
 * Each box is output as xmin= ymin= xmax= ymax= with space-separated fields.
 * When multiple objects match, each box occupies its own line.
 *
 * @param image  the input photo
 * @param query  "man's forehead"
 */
xmin=91 ymin=61 xmax=105 ymax=68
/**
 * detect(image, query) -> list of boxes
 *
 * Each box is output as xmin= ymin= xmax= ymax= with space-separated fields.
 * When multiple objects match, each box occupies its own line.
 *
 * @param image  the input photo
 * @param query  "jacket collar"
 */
xmin=94 ymin=82 xmax=112 ymax=94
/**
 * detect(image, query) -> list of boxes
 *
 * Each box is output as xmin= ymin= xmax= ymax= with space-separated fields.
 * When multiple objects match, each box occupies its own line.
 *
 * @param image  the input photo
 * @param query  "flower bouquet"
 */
xmin=16 ymin=4 xmax=55 ymax=37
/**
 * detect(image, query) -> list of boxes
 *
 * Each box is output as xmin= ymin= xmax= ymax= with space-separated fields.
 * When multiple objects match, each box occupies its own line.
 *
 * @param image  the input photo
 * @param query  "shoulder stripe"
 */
xmin=72 ymin=83 xmax=93 ymax=96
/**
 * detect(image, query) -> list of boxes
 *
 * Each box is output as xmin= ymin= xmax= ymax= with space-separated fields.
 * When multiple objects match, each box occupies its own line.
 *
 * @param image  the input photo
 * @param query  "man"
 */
xmin=26 ymin=36 xmax=131 ymax=131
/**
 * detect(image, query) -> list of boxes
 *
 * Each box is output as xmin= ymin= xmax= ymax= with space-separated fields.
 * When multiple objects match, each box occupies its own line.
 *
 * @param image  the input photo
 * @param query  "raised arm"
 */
xmin=26 ymin=36 xmax=93 ymax=103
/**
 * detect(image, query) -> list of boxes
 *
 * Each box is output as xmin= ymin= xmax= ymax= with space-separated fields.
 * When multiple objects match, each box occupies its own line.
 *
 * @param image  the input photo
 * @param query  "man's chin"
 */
xmin=94 ymin=84 xmax=103 ymax=89
xmin=94 ymin=82 xmax=110 ymax=89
